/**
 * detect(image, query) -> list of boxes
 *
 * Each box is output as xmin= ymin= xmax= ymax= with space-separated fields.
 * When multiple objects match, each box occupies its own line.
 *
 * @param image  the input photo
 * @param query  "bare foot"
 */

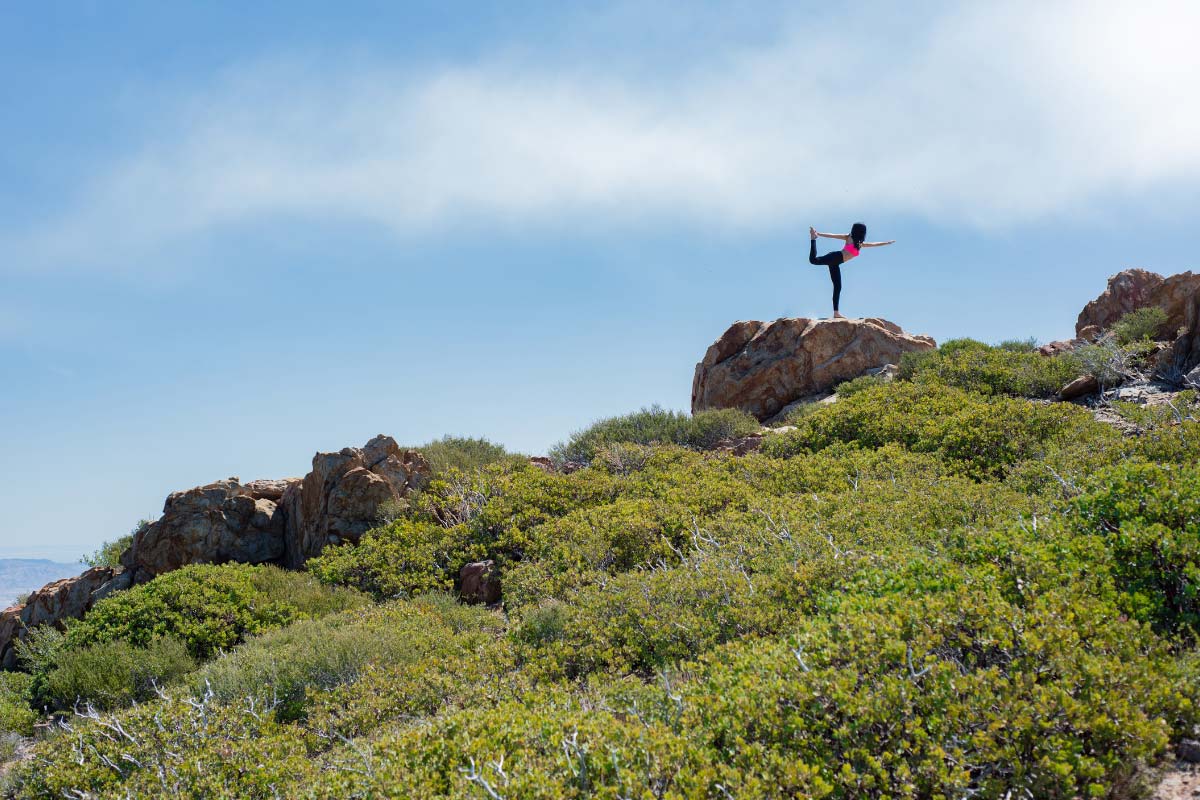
xmin=833 ymin=311 xmax=846 ymax=319
xmin=809 ymin=226 xmax=817 ymax=240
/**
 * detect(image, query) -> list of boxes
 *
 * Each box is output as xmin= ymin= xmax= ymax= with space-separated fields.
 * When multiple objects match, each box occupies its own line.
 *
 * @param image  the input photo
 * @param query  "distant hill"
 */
xmin=0 ymin=558 xmax=81 ymax=608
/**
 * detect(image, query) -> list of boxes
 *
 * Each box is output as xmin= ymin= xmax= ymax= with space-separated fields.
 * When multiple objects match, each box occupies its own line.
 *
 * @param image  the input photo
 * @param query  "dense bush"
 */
xmin=550 ymin=405 xmax=759 ymax=463
xmin=1113 ymin=306 xmax=1169 ymax=345
xmin=63 ymin=563 xmax=367 ymax=659
xmin=38 ymin=636 xmax=194 ymax=711
xmin=411 ymin=434 xmax=524 ymax=474
xmin=1069 ymin=462 xmax=1200 ymax=636
xmin=763 ymin=382 xmax=1098 ymax=478
xmin=0 ymin=672 xmax=36 ymax=737
xmin=898 ymin=338 xmax=1078 ymax=398
xmin=195 ymin=594 xmax=503 ymax=721
xmin=834 ymin=373 xmax=884 ymax=397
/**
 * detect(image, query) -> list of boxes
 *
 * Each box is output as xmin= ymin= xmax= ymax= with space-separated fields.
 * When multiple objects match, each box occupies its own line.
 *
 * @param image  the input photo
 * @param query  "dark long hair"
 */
xmin=850 ymin=222 xmax=867 ymax=248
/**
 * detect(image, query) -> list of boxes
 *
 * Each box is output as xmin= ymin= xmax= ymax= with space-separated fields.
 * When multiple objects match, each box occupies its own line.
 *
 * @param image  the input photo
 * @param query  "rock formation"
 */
xmin=1075 ymin=269 xmax=1165 ymax=338
xmin=0 ymin=567 xmax=130 ymax=669
xmin=692 ymin=317 xmax=935 ymax=422
xmin=122 ymin=434 xmax=431 ymax=579
xmin=1 ymin=435 xmax=432 ymax=669
xmin=1075 ymin=269 xmax=1200 ymax=377
xmin=123 ymin=478 xmax=295 ymax=582
xmin=281 ymin=435 xmax=431 ymax=568
xmin=459 ymin=560 xmax=501 ymax=605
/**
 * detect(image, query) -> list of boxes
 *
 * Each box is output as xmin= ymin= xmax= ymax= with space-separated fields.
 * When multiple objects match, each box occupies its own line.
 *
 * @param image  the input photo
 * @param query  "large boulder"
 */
xmin=282 ymin=435 xmax=431 ymax=568
xmin=124 ymin=478 xmax=293 ymax=582
xmin=692 ymin=317 xmax=935 ymax=422
xmin=1075 ymin=269 xmax=1165 ymax=337
xmin=1075 ymin=269 xmax=1200 ymax=377
xmin=0 ymin=566 xmax=130 ymax=669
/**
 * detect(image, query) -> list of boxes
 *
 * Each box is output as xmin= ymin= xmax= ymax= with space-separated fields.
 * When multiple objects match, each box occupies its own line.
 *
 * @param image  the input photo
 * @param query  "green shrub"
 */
xmin=413 ymin=435 xmax=524 ymax=475
xmin=678 ymin=588 xmax=1179 ymax=799
xmin=550 ymin=405 xmax=759 ymax=463
xmin=82 ymin=519 xmax=149 ymax=568
xmin=763 ymin=382 xmax=1100 ymax=478
xmin=1069 ymin=462 xmax=1200 ymax=636
xmin=0 ymin=672 xmax=36 ymax=736
xmin=64 ymin=563 xmax=367 ymax=660
xmin=194 ymin=595 xmax=504 ymax=721
xmin=307 ymin=518 xmax=480 ymax=601
xmin=1113 ymin=306 xmax=1169 ymax=345
xmin=9 ymin=690 xmax=316 ymax=799
xmin=834 ymin=373 xmax=884 ymax=397
xmin=997 ymin=337 xmax=1039 ymax=352
xmin=40 ymin=637 xmax=194 ymax=711
xmin=898 ymin=338 xmax=1078 ymax=398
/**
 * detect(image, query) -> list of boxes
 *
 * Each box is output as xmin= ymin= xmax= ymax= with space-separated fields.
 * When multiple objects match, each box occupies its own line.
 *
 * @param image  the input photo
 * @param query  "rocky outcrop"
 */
xmin=692 ymin=317 xmax=935 ymax=422
xmin=124 ymin=478 xmax=293 ymax=582
xmin=281 ymin=435 xmax=431 ymax=568
xmin=124 ymin=435 xmax=431 ymax=580
xmin=1075 ymin=269 xmax=1200 ymax=377
xmin=1075 ymin=269 xmax=1165 ymax=337
xmin=0 ymin=567 xmax=130 ymax=669
xmin=460 ymin=560 xmax=501 ymax=605
xmin=3 ymin=435 xmax=432 ymax=668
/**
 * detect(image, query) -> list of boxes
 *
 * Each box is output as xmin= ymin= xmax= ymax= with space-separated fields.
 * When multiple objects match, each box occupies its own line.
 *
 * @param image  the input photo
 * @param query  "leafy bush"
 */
xmin=550 ymin=405 xmax=759 ymax=463
xmin=81 ymin=518 xmax=149 ymax=568
xmin=306 ymin=518 xmax=479 ymax=601
xmin=0 ymin=672 xmax=36 ymax=736
xmin=412 ymin=435 xmax=523 ymax=475
xmin=997 ymin=337 xmax=1039 ymax=352
xmin=39 ymin=637 xmax=194 ymax=711
xmin=195 ymin=594 xmax=504 ymax=721
xmin=763 ymin=382 xmax=1099 ymax=478
xmin=834 ymin=373 xmax=884 ymax=397
xmin=63 ymin=563 xmax=367 ymax=660
xmin=1069 ymin=462 xmax=1200 ymax=636
xmin=898 ymin=338 xmax=1078 ymax=398
xmin=1112 ymin=306 xmax=1169 ymax=345
xmin=10 ymin=690 xmax=316 ymax=799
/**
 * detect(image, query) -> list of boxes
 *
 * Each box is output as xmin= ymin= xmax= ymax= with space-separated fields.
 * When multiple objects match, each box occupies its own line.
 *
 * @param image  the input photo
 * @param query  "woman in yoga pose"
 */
xmin=809 ymin=223 xmax=894 ymax=318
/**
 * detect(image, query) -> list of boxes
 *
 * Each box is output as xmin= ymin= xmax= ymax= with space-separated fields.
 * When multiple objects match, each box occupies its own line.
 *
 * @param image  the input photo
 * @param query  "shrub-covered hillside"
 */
xmin=2 ymin=341 xmax=1200 ymax=798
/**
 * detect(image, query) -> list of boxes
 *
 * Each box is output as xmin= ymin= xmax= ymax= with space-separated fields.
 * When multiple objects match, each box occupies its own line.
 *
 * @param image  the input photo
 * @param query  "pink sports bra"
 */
xmin=843 ymin=241 xmax=860 ymax=258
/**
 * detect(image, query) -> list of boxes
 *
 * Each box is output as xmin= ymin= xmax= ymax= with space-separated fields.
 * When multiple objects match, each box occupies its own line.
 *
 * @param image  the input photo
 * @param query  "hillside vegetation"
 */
xmin=3 ymin=339 xmax=1200 ymax=798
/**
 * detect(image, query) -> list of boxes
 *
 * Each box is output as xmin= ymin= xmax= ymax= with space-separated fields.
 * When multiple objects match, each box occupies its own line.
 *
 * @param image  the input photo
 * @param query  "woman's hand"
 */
xmin=809 ymin=226 xmax=817 ymax=240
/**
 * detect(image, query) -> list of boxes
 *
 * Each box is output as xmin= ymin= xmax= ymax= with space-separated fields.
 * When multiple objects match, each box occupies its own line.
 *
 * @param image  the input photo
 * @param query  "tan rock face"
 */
xmin=0 ymin=566 xmax=130 ymax=669
xmin=691 ymin=317 xmax=935 ymax=422
xmin=282 ymin=435 xmax=431 ymax=568
xmin=126 ymin=478 xmax=290 ymax=582
xmin=1075 ymin=269 xmax=1200 ymax=376
xmin=1075 ymin=269 xmax=1165 ymax=336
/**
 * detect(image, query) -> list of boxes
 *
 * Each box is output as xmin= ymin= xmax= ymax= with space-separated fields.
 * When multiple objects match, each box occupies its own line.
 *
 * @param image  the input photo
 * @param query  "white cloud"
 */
xmin=9 ymin=0 xmax=1200 ymax=271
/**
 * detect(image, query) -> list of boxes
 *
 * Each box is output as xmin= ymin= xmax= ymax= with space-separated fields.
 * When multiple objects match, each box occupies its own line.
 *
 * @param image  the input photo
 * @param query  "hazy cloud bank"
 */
xmin=10 ymin=0 xmax=1199 ymax=271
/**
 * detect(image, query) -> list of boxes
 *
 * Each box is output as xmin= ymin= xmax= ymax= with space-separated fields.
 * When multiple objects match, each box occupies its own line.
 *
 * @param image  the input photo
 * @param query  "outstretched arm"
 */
xmin=817 ymin=231 xmax=850 ymax=241
xmin=862 ymin=240 xmax=896 ymax=247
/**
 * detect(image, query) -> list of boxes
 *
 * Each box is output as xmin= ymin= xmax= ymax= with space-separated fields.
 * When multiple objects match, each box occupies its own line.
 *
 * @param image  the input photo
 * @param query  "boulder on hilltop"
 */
xmin=123 ymin=434 xmax=432 ymax=581
xmin=280 ymin=434 xmax=431 ymax=569
xmin=1075 ymin=269 xmax=1200 ymax=378
xmin=692 ymin=317 xmax=935 ymax=422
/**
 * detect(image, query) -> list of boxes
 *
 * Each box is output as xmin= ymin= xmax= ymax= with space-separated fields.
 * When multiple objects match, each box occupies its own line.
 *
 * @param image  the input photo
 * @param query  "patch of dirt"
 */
xmin=1154 ymin=761 xmax=1200 ymax=800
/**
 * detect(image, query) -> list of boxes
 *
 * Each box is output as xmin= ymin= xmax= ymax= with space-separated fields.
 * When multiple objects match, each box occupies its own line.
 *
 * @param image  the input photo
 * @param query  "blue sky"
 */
xmin=2 ymin=1 xmax=1198 ymax=560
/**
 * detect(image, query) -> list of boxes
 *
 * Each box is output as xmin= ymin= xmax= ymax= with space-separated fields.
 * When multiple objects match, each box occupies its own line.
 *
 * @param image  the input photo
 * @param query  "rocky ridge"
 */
xmin=0 ymin=435 xmax=430 ymax=669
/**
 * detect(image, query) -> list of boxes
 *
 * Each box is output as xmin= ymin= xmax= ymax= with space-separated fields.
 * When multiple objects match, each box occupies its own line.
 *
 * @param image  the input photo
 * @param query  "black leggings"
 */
xmin=809 ymin=240 xmax=844 ymax=311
